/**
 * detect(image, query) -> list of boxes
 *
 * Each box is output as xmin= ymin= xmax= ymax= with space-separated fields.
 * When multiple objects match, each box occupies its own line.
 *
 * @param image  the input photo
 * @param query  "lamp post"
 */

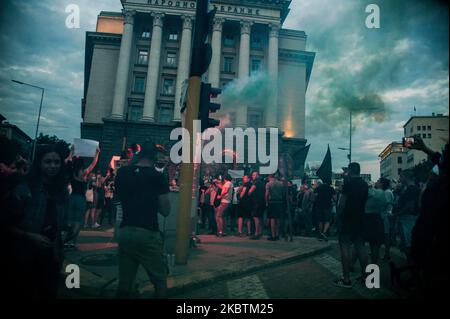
xmin=12 ymin=80 xmax=45 ymax=162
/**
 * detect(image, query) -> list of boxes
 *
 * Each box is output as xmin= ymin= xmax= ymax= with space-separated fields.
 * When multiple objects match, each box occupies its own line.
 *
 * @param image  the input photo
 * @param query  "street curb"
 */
xmin=166 ymin=243 xmax=332 ymax=297
xmin=65 ymin=242 xmax=331 ymax=298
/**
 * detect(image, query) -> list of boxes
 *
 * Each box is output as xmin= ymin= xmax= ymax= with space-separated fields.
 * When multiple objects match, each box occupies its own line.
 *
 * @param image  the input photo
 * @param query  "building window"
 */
xmin=417 ymin=126 xmax=421 ymax=131
xmin=397 ymin=157 xmax=403 ymax=164
xmin=162 ymin=79 xmax=175 ymax=95
xmin=251 ymin=34 xmax=262 ymax=49
xmin=223 ymin=57 xmax=234 ymax=73
xmin=224 ymin=34 xmax=235 ymax=47
xmin=158 ymin=104 xmax=173 ymax=123
xmin=141 ymin=28 xmax=151 ymax=38
xmin=251 ymin=59 xmax=262 ymax=73
xmin=248 ymin=111 xmax=262 ymax=129
xmin=428 ymin=133 xmax=432 ymax=138
xmin=137 ymin=50 xmax=148 ymax=65
xmin=133 ymin=75 xmax=146 ymax=93
xmin=128 ymin=105 xmax=143 ymax=121
xmin=166 ymin=52 xmax=177 ymax=67
xmin=422 ymin=126 xmax=426 ymax=131
xmin=168 ymin=30 xmax=179 ymax=41
xmin=427 ymin=125 xmax=432 ymax=130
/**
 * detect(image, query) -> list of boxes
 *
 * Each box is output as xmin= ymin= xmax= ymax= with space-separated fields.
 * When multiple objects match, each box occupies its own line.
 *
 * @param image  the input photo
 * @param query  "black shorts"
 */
xmin=251 ymin=203 xmax=265 ymax=218
xmin=96 ymin=197 xmax=105 ymax=209
xmin=363 ymin=214 xmax=384 ymax=245
xmin=86 ymin=202 xmax=94 ymax=209
xmin=267 ymin=202 xmax=283 ymax=219
xmin=317 ymin=208 xmax=333 ymax=224
xmin=338 ymin=221 xmax=364 ymax=245
xmin=237 ymin=203 xmax=251 ymax=219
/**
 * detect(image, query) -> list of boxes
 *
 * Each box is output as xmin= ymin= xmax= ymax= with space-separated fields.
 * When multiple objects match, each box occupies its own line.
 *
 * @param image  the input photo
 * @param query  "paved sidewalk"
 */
xmin=60 ymin=229 xmax=330 ymax=298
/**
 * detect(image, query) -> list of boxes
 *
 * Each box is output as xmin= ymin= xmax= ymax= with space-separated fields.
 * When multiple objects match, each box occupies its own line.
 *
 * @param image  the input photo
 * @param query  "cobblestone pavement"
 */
xmin=172 ymin=240 xmax=408 ymax=299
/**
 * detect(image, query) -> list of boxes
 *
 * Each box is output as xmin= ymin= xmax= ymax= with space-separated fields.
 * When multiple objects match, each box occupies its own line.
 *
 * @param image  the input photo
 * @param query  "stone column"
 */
xmin=111 ymin=10 xmax=136 ymax=119
xmin=236 ymin=20 xmax=252 ymax=128
xmin=142 ymin=12 xmax=164 ymax=122
xmin=266 ymin=23 xmax=279 ymax=127
xmin=174 ymin=15 xmax=193 ymax=122
xmin=208 ymin=17 xmax=224 ymax=88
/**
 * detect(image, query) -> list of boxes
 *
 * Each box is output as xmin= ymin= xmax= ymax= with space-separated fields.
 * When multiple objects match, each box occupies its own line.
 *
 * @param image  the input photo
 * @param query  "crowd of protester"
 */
xmin=1 ymin=131 xmax=448 ymax=298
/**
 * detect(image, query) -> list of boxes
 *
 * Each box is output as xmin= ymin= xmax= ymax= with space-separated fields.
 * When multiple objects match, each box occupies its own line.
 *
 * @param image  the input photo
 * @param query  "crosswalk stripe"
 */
xmin=227 ymin=275 xmax=269 ymax=299
xmin=313 ymin=254 xmax=397 ymax=299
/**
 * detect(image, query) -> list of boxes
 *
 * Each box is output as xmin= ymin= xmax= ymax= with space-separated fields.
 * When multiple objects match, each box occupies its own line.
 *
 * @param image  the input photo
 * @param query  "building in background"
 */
xmin=81 ymin=0 xmax=315 ymax=170
xmin=379 ymin=113 xmax=449 ymax=180
xmin=403 ymin=113 xmax=448 ymax=169
xmin=0 ymin=114 xmax=32 ymax=154
xmin=379 ymin=142 xmax=407 ymax=181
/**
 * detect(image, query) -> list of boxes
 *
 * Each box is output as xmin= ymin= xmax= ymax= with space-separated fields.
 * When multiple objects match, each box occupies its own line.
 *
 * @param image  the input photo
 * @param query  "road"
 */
xmin=172 ymin=239 xmax=408 ymax=299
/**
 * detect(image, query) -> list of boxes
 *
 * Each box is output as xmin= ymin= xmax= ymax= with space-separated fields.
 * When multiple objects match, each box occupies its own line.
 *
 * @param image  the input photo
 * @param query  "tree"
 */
xmin=36 ymin=133 xmax=71 ymax=158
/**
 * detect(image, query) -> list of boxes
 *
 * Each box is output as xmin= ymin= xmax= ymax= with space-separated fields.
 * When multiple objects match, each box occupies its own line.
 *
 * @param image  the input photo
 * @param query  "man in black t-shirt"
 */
xmin=115 ymin=143 xmax=170 ymax=298
xmin=334 ymin=162 xmax=369 ymax=288
xmin=314 ymin=181 xmax=335 ymax=241
xmin=248 ymin=171 xmax=266 ymax=239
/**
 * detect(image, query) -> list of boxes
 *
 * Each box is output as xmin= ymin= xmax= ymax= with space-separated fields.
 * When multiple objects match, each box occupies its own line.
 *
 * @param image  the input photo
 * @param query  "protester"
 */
xmin=101 ymin=168 xmax=116 ymax=226
xmin=265 ymin=174 xmax=284 ymax=241
xmin=301 ymin=180 xmax=314 ymax=237
xmin=215 ymin=174 xmax=233 ymax=237
xmin=206 ymin=181 xmax=218 ymax=235
xmin=248 ymin=171 xmax=265 ymax=239
xmin=314 ymin=179 xmax=335 ymax=241
xmin=379 ymin=177 xmax=395 ymax=260
xmin=410 ymin=136 xmax=449 ymax=297
xmin=93 ymin=170 xmax=106 ymax=227
xmin=230 ymin=181 xmax=240 ymax=235
xmin=115 ymin=142 xmax=171 ymax=299
xmin=396 ymin=170 xmax=421 ymax=262
xmin=237 ymin=175 xmax=252 ymax=237
xmin=14 ymin=144 xmax=69 ymax=297
xmin=65 ymin=147 xmax=100 ymax=247
xmin=362 ymin=179 xmax=388 ymax=265
xmin=334 ymin=162 xmax=369 ymax=288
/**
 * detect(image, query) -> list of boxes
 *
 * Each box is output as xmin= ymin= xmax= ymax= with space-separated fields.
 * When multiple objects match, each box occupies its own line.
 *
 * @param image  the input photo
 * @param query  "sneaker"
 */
xmin=93 ymin=223 xmax=101 ymax=228
xmin=318 ymin=233 xmax=328 ymax=242
xmin=333 ymin=278 xmax=352 ymax=288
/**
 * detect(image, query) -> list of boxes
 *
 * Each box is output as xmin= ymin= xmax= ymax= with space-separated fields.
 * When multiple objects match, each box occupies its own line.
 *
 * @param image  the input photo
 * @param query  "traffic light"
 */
xmin=199 ymin=82 xmax=221 ymax=132
xmin=191 ymin=0 xmax=217 ymax=76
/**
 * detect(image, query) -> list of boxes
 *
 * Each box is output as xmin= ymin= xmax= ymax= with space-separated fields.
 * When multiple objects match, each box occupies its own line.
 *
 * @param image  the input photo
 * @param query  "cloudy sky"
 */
xmin=0 ymin=0 xmax=448 ymax=179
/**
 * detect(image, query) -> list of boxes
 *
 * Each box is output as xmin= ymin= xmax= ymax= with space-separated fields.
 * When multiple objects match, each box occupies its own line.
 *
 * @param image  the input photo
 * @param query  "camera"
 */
xmin=402 ymin=137 xmax=415 ymax=148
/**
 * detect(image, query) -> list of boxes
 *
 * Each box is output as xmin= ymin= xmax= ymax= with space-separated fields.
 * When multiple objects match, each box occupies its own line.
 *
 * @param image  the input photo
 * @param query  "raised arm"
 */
xmin=65 ymin=145 xmax=74 ymax=164
xmin=84 ymin=148 xmax=100 ymax=177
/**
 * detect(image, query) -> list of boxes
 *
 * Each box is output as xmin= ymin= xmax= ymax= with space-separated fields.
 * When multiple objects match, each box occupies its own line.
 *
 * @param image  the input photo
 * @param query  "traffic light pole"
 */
xmin=175 ymin=0 xmax=210 ymax=265
xmin=175 ymin=76 xmax=202 ymax=265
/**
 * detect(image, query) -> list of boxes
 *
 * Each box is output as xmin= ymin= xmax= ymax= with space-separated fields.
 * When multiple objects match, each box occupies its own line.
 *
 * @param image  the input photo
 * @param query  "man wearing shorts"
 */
xmin=115 ymin=143 xmax=170 ymax=298
xmin=334 ymin=162 xmax=369 ymax=288
xmin=249 ymin=171 xmax=265 ymax=240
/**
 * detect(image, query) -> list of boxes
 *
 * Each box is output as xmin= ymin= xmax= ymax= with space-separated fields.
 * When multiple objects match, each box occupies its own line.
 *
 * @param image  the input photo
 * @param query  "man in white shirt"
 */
xmin=215 ymin=174 xmax=233 ymax=237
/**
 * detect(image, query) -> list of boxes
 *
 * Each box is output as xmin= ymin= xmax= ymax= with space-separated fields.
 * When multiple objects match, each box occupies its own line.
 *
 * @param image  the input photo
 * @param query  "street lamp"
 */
xmin=12 ymin=80 xmax=45 ymax=162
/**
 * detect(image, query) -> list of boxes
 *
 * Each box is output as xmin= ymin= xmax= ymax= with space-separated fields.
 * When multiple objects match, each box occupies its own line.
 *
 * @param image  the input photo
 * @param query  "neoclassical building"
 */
xmin=81 ymin=0 xmax=315 ymax=170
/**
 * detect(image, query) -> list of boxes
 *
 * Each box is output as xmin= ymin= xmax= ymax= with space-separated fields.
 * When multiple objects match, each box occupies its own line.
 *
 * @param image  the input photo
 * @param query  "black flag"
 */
xmin=292 ymin=144 xmax=311 ymax=171
xmin=316 ymin=145 xmax=332 ymax=185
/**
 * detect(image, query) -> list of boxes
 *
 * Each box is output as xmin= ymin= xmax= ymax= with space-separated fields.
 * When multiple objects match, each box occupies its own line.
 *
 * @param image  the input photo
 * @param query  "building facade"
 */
xmin=0 ymin=114 xmax=32 ymax=155
xmin=379 ymin=142 xmax=407 ymax=181
xmin=81 ymin=0 xmax=315 ymax=169
xmin=403 ymin=114 xmax=448 ymax=169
